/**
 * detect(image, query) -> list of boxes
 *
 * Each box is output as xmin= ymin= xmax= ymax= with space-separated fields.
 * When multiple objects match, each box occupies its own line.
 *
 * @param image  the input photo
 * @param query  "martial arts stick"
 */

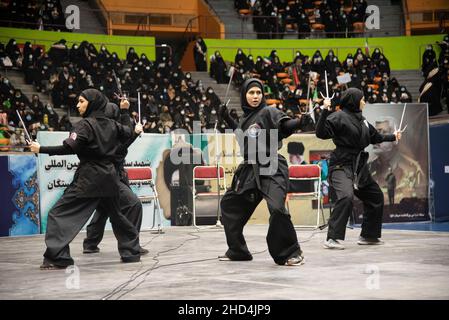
xmin=223 ymin=66 xmax=235 ymax=105
xmin=16 ymin=110 xmax=32 ymax=143
xmin=16 ymin=110 xmax=37 ymax=157
xmin=137 ymin=91 xmax=141 ymax=124
xmin=398 ymin=103 xmax=407 ymax=133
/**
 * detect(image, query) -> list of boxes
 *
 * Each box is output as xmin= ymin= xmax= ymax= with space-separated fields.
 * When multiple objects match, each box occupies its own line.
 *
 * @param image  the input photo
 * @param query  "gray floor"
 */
xmin=1 ymin=225 xmax=449 ymax=300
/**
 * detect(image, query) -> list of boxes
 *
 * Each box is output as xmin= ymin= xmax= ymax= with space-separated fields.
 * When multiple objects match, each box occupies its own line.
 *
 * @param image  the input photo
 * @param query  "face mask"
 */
xmin=26 ymin=114 xmax=32 ymax=121
xmin=143 ymin=95 xmax=147 ymax=99
xmin=181 ymin=110 xmax=185 ymax=115
xmin=186 ymin=74 xmax=191 ymax=79
xmin=68 ymin=85 xmax=73 ymax=89
xmin=211 ymin=109 xmax=216 ymax=114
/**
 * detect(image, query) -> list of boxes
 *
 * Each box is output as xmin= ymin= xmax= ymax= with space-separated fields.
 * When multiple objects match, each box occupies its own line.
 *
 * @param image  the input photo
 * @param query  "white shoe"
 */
xmin=357 ymin=237 xmax=384 ymax=245
xmin=323 ymin=239 xmax=345 ymax=250
xmin=285 ymin=254 xmax=305 ymax=266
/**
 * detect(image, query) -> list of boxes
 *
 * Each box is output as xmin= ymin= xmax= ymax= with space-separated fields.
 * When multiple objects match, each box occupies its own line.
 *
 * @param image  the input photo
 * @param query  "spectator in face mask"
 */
xmin=193 ymin=36 xmax=208 ymax=72
xmin=127 ymin=47 xmax=139 ymax=65
xmin=6 ymin=39 xmax=21 ymax=66
xmin=30 ymin=94 xmax=44 ymax=120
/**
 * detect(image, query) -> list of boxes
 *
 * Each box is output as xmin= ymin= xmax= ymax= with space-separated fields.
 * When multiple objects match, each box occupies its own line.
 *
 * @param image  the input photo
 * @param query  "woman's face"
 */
xmin=359 ymin=96 xmax=366 ymax=110
xmin=77 ymin=96 xmax=88 ymax=116
xmin=246 ymin=87 xmax=263 ymax=108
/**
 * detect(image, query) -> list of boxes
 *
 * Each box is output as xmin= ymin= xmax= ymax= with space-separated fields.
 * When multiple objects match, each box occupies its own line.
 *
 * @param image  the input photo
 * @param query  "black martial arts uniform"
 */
xmin=220 ymin=78 xmax=304 ymax=265
xmin=82 ymin=102 xmax=143 ymax=253
xmin=315 ymin=88 xmax=397 ymax=241
xmin=39 ymin=89 xmax=141 ymax=268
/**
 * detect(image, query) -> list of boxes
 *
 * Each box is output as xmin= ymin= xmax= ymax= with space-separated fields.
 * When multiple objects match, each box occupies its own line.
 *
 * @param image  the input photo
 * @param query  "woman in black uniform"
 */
xmin=82 ymin=100 xmax=147 ymax=255
xmin=315 ymin=88 xmax=402 ymax=250
xmin=219 ymin=78 xmax=306 ymax=266
xmin=30 ymin=89 xmax=143 ymax=269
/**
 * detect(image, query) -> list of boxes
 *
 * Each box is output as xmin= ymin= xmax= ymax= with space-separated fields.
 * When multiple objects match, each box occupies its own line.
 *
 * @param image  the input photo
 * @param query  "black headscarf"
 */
xmin=80 ymin=88 xmax=108 ymax=118
xmin=104 ymin=102 xmax=120 ymax=121
xmin=240 ymin=78 xmax=266 ymax=117
xmin=340 ymin=88 xmax=364 ymax=113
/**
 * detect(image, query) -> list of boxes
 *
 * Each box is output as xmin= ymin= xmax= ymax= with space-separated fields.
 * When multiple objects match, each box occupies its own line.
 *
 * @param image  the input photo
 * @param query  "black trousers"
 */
xmin=44 ymin=184 xmax=141 ymax=267
xmin=220 ymin=178 xmax=301 ymax=265
xmin=83 ymin=180 xmax=142 ymax=250
xmin=327 ymin=168 xmax=384 ymax=241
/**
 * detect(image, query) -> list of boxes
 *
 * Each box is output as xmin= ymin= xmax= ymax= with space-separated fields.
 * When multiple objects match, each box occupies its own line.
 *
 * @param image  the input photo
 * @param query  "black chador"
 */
xmin=220 ymin=78 xmax=306 ymax=266
xmin=315 ymin=88 xmax=398 ymax=248
xmin=82 ymin=102 xmax=146 ymax=254
xmin=37 ymin=89 xmax=141 ymax=269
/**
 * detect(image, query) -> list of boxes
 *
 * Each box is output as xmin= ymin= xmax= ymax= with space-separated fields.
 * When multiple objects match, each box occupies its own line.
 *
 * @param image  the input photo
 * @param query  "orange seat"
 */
xmin=368 ymin=84 xmax=379 ymax=90
xmin=277 ymin=72 xmax=289 ymax=78
xmin=281 ymin=78 xmax=293 ymax=84
xmin=312 ymin=23 xmax=325 ymax=30
xmin=299 ymin=99 xmax=309 ymax=106
xmin=353 ymin=22 xmax=365 ymax=32
xmin=239 ymin=9 xmax=251 ymax=15
xmin=305 ymin=8 xmax=315 ymax=14
xmin=286 ymin=23 xmax=295 ymax=31
xmin=343 ymin=6 xmax=352 ymax=14
xmin=266 ymin=99 xmax=280 ymax=105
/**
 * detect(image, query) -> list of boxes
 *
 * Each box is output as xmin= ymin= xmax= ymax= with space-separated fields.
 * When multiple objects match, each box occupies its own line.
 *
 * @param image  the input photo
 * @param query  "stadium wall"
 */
xmin=0 ymin=27 xmax=156 ymax=60
xmin=204 ymin=34 xmax=445 ymax=71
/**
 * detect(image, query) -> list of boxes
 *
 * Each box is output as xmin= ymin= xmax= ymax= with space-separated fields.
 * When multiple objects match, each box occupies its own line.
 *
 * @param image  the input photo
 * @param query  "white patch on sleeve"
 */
xmin=364 ymin=120 xmax=369 ymax=128
xmin=70 ymin=132 xmax=77 ymax=140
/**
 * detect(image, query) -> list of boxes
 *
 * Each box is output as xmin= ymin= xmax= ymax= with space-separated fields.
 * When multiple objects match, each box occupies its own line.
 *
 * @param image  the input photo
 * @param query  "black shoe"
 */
xmin=121 ymin=256 xmax=141 ymax=263
xmin=83 ymin=247 xmax=100 ymax=254
xmin=139 ymin=247 xmax=149 ymax=255
xmin=39 ymin=262 xmax=68 ymax=270
xmin=218 ymin=253 xmax=253 ymax=261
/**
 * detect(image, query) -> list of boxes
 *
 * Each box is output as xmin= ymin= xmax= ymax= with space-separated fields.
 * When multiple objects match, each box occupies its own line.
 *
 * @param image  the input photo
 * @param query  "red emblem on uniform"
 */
xmin=70 ymin=132 xmax=77 ymax=140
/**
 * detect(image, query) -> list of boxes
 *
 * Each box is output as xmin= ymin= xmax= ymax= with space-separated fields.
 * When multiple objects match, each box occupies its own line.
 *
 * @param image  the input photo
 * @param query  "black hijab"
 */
xmin=340 ymin=87 xmax=364 ymax=113
xmin=104 ymin=102 xmax=120 ymax=121
xmin=80 ymin=88 xmax=108 ymax=118
xmin=240 ymin=78 xmax=266 ymax=117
